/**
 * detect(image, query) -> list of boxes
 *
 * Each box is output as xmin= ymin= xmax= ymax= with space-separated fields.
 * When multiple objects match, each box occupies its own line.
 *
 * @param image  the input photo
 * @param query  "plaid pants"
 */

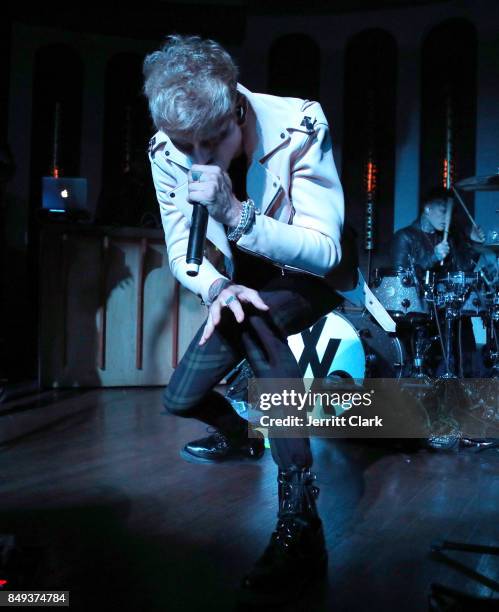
xmin=163 ymin=263 xmax=340 ymax=469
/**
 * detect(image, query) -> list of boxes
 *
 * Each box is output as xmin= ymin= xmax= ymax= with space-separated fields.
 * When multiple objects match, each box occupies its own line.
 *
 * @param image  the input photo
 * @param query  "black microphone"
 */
xmin=186 ymin=203 xmax=208 ymax=276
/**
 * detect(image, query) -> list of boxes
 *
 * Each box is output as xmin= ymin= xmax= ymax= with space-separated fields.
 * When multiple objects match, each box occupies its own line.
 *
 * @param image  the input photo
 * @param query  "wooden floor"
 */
xmin=1 ymin=388 xmax=499 ymax=611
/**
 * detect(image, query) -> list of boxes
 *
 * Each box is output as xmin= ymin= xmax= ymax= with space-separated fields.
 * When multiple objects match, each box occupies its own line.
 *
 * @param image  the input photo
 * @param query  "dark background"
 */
xmin=1 ymin=0 xmax=498 ymax=386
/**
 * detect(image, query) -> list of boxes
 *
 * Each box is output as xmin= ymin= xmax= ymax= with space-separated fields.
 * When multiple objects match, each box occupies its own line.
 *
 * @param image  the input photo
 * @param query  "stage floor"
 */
xmin=1 ymin=388 xmax=499 ymax=611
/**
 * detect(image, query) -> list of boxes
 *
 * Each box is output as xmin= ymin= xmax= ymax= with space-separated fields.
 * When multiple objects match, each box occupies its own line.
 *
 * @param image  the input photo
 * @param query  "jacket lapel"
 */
xmin=246 ymin=161 xmax=281 ymax=216
xmin=238 ymin=84 xmax=291 ymax=163
xmin=239 ymin=85 xmax=290 ymax=215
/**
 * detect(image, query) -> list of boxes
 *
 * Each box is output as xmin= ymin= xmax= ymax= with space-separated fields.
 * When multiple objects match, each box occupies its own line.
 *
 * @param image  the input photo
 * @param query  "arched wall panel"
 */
xmin=420 ymin=19 xmax=477 ymax=219
xmin=342 ymin=29 xmax=398 ymax=275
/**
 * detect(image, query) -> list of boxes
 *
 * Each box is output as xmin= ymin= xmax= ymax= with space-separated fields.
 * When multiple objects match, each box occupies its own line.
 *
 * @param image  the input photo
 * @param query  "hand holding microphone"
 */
xmin=186 ymin=169 xmax=209 ymax=276
xmin=186 ymin=164 xmax=242 ymax=276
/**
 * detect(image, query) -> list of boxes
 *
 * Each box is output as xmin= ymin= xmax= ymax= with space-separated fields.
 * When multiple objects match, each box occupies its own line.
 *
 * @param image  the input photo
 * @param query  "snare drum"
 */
xmin=371 ymin=268 xmax=429 ymax=319
xmin=436 ymin=271 xmax=479 ymax=294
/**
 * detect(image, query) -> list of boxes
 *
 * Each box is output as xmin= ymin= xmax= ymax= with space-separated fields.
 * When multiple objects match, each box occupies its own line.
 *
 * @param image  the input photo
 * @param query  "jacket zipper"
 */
xmin=234 ymin=243 xmax=324 ymax=278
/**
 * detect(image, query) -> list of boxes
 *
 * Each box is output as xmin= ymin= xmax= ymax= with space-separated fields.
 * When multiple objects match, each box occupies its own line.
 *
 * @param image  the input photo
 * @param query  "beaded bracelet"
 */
xmin=227 ymin=198 xmax=256 ymax=242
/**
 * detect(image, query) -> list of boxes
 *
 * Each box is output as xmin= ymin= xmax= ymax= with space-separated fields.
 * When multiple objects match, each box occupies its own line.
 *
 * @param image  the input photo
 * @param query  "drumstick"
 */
xmin=440 ymin=199 xmax=453 ymax=266
xmin=443 ymin=199 xmax=453 ymax=241
xmin=451 ymin=186 xmax=479 ymax=230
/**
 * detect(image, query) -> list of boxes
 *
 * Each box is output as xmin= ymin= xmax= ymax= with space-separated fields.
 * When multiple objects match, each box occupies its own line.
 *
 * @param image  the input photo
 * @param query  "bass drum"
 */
xmin=288 ymin=309 xmax=406 ymax=380
xmin=226 ymin=309 xmax=406 ymax=424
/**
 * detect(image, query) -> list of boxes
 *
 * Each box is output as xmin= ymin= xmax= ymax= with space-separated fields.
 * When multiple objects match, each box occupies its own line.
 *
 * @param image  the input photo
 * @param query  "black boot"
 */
xmin=239 ymin=466 xmax=328 ymax=605
xmin=180 ymin=425 xmax=265 ymax=464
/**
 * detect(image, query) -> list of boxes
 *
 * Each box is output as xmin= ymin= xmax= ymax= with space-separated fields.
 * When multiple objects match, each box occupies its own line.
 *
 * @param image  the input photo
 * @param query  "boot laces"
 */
xmin=271 ymin=468 xmax=320 ymax=552
xmin=278 ymin=468 xmax=319 ymax=518
xmin=273 ymin=517 xmax=306 ymax=550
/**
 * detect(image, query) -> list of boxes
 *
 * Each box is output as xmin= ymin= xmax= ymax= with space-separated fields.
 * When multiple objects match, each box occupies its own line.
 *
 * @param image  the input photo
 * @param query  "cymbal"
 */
xmin=455 ymin=174 xmax=499 ymax=191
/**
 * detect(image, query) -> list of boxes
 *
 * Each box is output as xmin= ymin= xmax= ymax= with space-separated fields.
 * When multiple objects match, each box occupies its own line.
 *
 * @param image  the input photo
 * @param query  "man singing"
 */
xmin=144 ymin=34 xmax=347 ymax=602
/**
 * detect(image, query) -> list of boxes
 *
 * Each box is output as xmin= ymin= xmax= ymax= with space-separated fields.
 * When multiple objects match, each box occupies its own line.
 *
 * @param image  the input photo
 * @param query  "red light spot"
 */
xmin=365 ymin=161 xmax=377 ymax=194
xmin=0 ymin=580 xmax=8 ymax=587
xmin=442 ymin=158 xmax=454 ymax=189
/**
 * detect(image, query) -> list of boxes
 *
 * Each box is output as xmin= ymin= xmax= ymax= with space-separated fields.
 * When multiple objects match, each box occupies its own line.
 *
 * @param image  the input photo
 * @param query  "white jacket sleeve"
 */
xmin=236 ymin=104 xmax=344 ymax=276
xmin=150 ymin=158 xmax=228 ymax=303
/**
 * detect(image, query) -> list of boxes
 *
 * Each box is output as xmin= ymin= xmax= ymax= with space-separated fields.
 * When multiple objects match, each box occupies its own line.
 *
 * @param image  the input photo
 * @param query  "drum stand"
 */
xmin=420 ymin=273 xmax=457 ymax=379
xmin=432 ymin=273 xmax=478 ymax=379
xmin=485 ymin=308 xmax=499 ymax=378
xmin=408 ymin=323 xmax=434 ymax=383
xmin=434 ymin=303 xmax=460 ymax=379
xmin=429 ymin=540 xmax=499 ymax=610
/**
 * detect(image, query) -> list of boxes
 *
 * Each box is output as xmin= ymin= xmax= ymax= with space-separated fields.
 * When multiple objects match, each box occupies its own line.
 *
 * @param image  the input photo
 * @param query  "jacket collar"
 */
xmin=237 ymin=84 xmax=291 ymax=163
xmin=152 ymin=83 xmax=292 ymax=171
xmin=410 ymin=219 xmax=424 ymax=232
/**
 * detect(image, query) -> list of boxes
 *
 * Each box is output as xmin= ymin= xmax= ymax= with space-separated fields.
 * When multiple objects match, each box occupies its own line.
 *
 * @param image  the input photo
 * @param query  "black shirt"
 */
xmin=226 ymin=152 xmax=282 ymax=287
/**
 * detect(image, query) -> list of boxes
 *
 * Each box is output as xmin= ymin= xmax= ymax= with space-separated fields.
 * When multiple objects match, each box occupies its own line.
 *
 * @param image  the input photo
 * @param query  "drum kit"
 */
xmin=288 ymin=173 xmax=499 ymax=384
xmin=369 ymin=172 xmax=499 ymax=382
xmin=283 ymin=263 xmax=497 ymax=387
xmin=370 ymin=265 xmax=498 ymax=380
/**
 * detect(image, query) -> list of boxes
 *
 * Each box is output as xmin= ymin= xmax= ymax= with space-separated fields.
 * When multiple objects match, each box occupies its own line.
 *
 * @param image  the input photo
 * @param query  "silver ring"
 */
xmin=191 ymin=170 xmax=202 ymax=182
xmin=224 ymin=295 xmax=237 ymax=306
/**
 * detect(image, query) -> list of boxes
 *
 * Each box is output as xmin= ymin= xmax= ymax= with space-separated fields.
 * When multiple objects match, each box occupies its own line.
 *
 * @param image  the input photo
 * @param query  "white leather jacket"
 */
xmin=148 ymin=84 xmax=344 ymax=304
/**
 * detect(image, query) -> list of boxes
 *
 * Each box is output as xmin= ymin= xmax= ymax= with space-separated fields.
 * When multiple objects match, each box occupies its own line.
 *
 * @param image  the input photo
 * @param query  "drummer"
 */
xmin=391 ymin=186 xmax=496 ymax=377
xmin=391 ymin=187 xmax=488 ymax=274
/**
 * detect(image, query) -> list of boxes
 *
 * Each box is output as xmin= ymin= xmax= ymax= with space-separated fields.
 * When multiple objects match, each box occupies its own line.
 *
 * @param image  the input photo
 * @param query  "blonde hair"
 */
xmin=143 ymin=35 xmax=239 ymax=139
